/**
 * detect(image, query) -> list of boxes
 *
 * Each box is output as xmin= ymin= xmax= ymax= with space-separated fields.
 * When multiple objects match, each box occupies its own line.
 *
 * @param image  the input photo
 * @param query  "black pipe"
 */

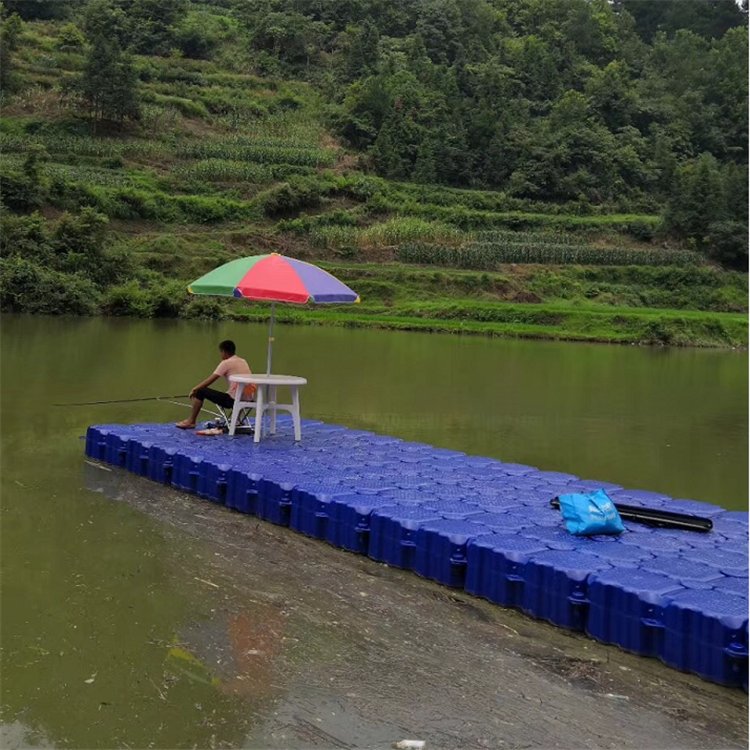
xmin=549 ymin=497 xmax=713 ymax=532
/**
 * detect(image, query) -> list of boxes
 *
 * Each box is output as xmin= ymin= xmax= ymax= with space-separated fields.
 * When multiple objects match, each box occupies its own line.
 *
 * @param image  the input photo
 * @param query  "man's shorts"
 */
xmin=195 ymin=387 xmax=234 ymax=410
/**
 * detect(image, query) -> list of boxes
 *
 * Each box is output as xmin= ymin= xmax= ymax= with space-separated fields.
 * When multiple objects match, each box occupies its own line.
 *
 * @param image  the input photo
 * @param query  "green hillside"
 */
xmin=0 ymin=0 xmax=747 ymax=347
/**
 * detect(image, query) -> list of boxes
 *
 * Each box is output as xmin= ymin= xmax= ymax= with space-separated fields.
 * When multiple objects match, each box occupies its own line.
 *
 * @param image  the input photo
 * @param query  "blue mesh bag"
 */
xmin=558 ymin=489 xmax=625 ymax=536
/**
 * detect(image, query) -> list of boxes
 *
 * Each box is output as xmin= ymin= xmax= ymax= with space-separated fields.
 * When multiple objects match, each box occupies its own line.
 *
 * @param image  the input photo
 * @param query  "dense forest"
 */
xmin=0 ymin=0 xmax=748 ymax=345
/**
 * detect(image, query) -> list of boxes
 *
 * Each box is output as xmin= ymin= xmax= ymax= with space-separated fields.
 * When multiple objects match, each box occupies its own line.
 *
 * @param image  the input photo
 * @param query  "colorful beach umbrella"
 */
xmin=188 ymin=253 xmax=360 ymax=373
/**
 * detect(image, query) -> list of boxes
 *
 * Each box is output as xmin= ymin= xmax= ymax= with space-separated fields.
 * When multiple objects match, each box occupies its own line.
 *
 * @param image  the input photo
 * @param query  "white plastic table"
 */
xmin=228 ymin=374 xmax=307 ymax=443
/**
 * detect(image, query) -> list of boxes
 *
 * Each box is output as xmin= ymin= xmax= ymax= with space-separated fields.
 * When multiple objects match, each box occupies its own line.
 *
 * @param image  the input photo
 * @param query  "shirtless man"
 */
xmin=176 ymin=340 xmax=256 ymax=429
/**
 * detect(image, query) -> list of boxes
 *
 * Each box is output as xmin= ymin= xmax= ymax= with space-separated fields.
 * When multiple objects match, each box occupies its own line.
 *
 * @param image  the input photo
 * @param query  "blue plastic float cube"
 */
xmin=226 ymin=469 xmax=262 ymax=515
xmin=429 ymin=448 xmax=467 ymax=461
xmin=586 ymin=569 xmax=684 ymax=657
xmin=465 ymin=534 xmax=548 ymax=607
xmin=683 ymin=548 xmax=748 ymax=579
xmin=421 ymin=498 xmax=484 ymax=520
xmin=104 ymin=430 xmax=130 ymax=467
xmin=619 ymin=532 xmax=690 ymax=553
xmin=369 ymin=506 xmax=441 ymax=569
xmin=326 ymin=494 xmax=397 ymax=554
xmin=642 ymin=556 xmax=724 ymax=590
xmin=290 ymin=483 xmax=354 ymax=539
xmin=714 ymin=575 xmax=749 ymax=600
xmin=414 ymin=519 xmax=488 ymax=587
xmin=198 ymin=461 xmax=232 ymax=504
xmin=379 ymin=489 xmax=429 ymax=505
xmin=522 ymin=550 xmax=611 ymax=630
xmin=496 ymin=463 xmax=537 ymax=476
xmin=527 ymin=470 xmax=580 ymax=484
xmin=468 ymin=511 xmax=533 ymax=533
xmin=578 ymin=540 xmax=654 ymax=568
xmin=519 ymin=525 xmax=581 ymax=551
xmin=473 ymin=495 xmax=525 ymax=514
xmin=669 ymin=498 xmax=727 ymax=517
xmin=609 ymin=489 xmax=670 ymax=507
xmin=147 ymin=445 xmax=177 ymax=484
xmin=85 ymin=426 xmax=107 ymax=461
xmin=258 ymin=479 xmax=296 ymax=526
xmin=171 ymin=452 xmax=205 ymax=494
xmin=572 ymin=479 xmax=623 ymax=492
xmin=662 ymin=589 xmax=749 ymax=687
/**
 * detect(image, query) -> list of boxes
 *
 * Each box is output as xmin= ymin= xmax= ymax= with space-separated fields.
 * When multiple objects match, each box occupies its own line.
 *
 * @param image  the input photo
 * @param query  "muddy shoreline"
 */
xmin=84 ymin=461 xmax=748 ymax=750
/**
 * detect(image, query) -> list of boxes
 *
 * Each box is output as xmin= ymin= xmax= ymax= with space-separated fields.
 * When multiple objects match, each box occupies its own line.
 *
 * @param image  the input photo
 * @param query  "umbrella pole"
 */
xmin=266 ymin=302 xmax=275 ymax=374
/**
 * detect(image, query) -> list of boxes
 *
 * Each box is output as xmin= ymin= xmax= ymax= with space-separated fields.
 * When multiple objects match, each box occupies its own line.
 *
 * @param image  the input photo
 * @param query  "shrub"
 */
xmin=352 ymin=279 xmax=398 ymax=301
xmin=0 ymin=257 xmax=100 ymax=315
xmin=0 ymin=211 xmax=52 ymax=263
xmin=140 ymin=90 xmax=209 ymax=118
xmin=0 ymin=169 xmax=45 ymax=211
xmin=173 ymin=194 xmax=250 ymax=223
xmin=101 ymin=280 xmax=154 ymax=317
xmin=706 ymin=221 xmax=748 ymax=271
xmin=56 ymin=23 xmax=85 ymax=51
xmin=182 ymin=295 xmax=225 ymax=319
xmin=175 ymin=19 xmax=219 ymax=60
xmin=258 ymin=178 xmax=322 ymax=218
xmin=150 ymin=279 xmax=191 ymax=317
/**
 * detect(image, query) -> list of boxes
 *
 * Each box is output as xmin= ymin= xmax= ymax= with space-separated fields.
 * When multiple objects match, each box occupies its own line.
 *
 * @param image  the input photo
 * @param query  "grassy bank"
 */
xmin=226 ymin=301 xmax=747 ymax=348
xmin=76 ymin=256 xmax=743 ymax=347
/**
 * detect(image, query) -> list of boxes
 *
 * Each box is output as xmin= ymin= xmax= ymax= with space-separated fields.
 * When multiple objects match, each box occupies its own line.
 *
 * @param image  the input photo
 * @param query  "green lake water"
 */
xmin=1 ymin=314 xmax=747 ymax=747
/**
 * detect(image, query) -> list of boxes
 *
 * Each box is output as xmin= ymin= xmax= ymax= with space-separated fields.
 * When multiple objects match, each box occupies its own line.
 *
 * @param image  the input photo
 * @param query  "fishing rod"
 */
xmin=55 ymin=395 xmax=228 ymax=422
xmin=53 ymin=395 xmax=187 ymax=406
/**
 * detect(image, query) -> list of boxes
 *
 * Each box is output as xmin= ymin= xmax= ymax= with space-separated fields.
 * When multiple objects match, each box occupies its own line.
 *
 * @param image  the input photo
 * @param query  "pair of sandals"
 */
xmin=175 ymin=420 xmax=224 ymax=436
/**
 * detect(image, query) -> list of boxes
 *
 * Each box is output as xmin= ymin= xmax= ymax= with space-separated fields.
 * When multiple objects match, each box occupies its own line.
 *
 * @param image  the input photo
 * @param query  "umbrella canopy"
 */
xmin=188 ymin=253 xmax=359 ymax=304
xmin=187 ymin=253 xmax=359 ymax=373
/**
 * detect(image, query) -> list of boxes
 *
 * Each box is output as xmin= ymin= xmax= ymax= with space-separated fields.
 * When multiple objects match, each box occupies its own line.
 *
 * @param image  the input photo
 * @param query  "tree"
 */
xmin=705 ymin=221 xmax=748 ymax=270
xmin=2 ymin=0 xmax=82 ymax=20
xmin=344 ymin=19 xmax=379 ymax=81
xmin=615 ymin=0 xmax=747 ymax=42
xmin=665 ymin=153 xmax=726 ymax=241
xmin=56 ymin=22 xmax=85 ymax=51
xmin=77 ymin=37 xmax=139 ymax=128
xmin=115 ymin=0 xmax=188 ymax=56
xmin=72 ymin=0 xmax=139 ymax=130
xmin=249 ymin=11 xmax=328 ymax=70
xmin=0 ymin=10 xmax=23 ymax=93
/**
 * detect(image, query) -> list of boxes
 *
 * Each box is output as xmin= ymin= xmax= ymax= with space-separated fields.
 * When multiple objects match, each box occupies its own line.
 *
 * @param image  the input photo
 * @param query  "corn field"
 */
xmin=46 ymin=163 xmax=148 ymax=187
xmin=309 ymin=226 xmax=359 ymax=249
xmin=175 ymin=141 xmax=335 ymax=167
xmin=476 ymin=229 xmax=588 ymax=246
xmin=306 ymin=219 xmax=466 ymax=250
xmin=359 ymin=218 xmax=465 ymax=247
xmin=174 ymin=159 xmax=314 ymax=183
xmin=372 ymin=197 xmax=660 ymax=233
xmin=398 ymin=241 xmax=704 ymax=268
xmin=0 ymin=133 xmax=172 ymax=160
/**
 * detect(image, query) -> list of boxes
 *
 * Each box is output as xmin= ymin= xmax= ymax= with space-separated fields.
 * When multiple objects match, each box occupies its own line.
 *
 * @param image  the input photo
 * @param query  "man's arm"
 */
xmin=189 ymin=373 xmax=220 ymax=398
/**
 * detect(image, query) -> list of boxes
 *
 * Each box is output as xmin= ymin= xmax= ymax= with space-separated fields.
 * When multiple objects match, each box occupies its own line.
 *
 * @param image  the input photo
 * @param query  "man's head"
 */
xmin=219 ymin=340 xmax=236 ymax=360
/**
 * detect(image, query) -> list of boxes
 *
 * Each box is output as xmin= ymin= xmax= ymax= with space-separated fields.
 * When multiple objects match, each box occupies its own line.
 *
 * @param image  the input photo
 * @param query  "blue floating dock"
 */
xmin=84 ymin=418 xmax=749 ymax=689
